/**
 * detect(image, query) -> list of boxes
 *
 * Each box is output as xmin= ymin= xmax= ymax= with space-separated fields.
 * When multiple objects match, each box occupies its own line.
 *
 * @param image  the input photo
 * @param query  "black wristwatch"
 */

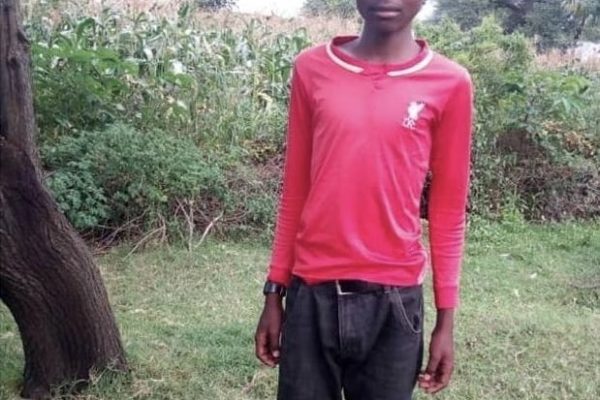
xmin=263 ymin=281 xmax=287 ymax=297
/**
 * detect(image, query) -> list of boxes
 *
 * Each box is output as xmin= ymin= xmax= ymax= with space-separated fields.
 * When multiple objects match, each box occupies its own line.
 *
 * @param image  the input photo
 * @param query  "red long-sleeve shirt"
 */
xmin=267 ymin=36 xmax=474 ymax=309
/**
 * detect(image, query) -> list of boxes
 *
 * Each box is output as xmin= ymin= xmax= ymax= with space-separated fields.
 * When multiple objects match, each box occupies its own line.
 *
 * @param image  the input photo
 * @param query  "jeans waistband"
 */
xmin=292 ymin=276 xmax=400 ymax=296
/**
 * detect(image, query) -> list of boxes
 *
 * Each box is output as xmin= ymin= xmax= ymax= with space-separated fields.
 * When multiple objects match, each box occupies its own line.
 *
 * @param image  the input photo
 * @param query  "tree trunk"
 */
xmin=0 ymin=1 xmax=127 ymax=399
xmin=574 ymin=15 xmax=587 ymax=41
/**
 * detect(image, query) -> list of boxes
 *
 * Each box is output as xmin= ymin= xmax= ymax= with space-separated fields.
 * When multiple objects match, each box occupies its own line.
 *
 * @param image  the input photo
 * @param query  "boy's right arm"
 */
xmin=266 ymin=62 xmax=313 ymax=287
xmin=255 ymin=61 xmax=313 ymax=367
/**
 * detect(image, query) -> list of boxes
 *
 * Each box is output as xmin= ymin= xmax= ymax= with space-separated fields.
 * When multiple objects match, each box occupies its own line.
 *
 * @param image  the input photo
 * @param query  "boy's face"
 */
xmin=356 ymin=0 xmax=424 ymax=34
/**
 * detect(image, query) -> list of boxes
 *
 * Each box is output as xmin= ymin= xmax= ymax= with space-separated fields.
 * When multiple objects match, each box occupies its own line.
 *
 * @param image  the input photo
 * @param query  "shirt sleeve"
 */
xmin=267 ymin=62 xmax=313 ymax=286
xmin=428 ymin=72 xmax=474 ymax=309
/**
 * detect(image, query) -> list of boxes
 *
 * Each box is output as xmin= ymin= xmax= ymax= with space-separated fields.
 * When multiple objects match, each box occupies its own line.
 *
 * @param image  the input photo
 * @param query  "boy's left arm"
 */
xmin=419 ymin=71 xmax=474 ymax=394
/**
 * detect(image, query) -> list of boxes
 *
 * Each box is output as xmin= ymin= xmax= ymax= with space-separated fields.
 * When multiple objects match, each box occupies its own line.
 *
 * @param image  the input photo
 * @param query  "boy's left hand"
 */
xmin=418 ymin=327 xmax=454 ymax=394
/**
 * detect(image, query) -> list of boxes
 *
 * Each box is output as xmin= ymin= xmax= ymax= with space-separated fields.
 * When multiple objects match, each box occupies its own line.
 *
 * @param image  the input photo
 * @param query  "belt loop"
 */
xmin=335 ymin=280 xmax=352 ymax=296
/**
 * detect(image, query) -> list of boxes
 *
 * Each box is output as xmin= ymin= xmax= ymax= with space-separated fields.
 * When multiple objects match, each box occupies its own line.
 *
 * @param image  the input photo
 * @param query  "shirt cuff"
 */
xmin=434 ymin=286 xmax=459 ymax=309
xmin=267 ymin=267 xmax=293 ymax=287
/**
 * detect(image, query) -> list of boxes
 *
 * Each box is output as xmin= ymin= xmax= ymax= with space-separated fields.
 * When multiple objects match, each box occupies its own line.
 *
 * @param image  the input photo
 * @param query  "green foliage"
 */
xmin=433 ymin=0 xmax=499 ymax=30
xmin=24 ymin=4 xmax=600 ymax=238
xmin=303 ymin=0 xmax=357 ymax=18
xmin=522 ymin=1 xmax=580 ymax=49
xmin=418 ymin=17 xmax=600 ymax=220
xmin=31 ymin=11 xmax=197 ymax=139
xmin=434 ymin=0 xmax=598 ymax=49
xmin=30 ymin=8 xmax=310 ymax=145
xmin=42 ymin=124 xmax=227 ymax=232
xmin=26 ymin=5 xmax=313 ymax=238
xmin=41 ymin=123 xmax=283 ymax=237
xmin=563 ymin=0 xmax=600 ymax=39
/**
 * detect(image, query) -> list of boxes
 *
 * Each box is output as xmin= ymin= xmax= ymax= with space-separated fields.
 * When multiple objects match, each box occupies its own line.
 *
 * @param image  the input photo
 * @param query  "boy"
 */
xmin=255 ymin=1 xmax=473 ymax=399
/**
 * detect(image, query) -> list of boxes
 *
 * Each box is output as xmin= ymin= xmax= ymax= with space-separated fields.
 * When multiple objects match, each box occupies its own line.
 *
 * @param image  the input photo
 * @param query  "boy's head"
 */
xmin=356 ymin=0 xmax=425 ymax=35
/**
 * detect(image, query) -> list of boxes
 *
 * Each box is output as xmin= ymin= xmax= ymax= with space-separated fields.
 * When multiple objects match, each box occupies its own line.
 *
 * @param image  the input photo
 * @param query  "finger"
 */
xmin=425 ymin=353 xmax=441 ymax=376
xmin=255 ymin=331 xmax=271 ymax=364
xmin=418 ymin=381 xmax=433 ymax=390
xmin=423 ymin=355 xmax=442 ymax=394
xmin=425 ymin=380 xmax=443 ymax=394
xmin=268 ymin=328 xmax=281 ymax=362
xmin=418 ymin=373 xmax=433 ymax=389
xmin=429 ymin=361 xmax=453 ymax=394
xmin=255 ymin=331 xmax=275 ymax=367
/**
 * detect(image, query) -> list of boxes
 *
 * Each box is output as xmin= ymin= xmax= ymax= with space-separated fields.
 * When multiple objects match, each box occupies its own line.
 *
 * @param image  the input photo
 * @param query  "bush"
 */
xmin=418 ymin=17 xmax=600 ymax=220
xmin=42 ymin=124 xmax=227 ymax=233
xmin=221 ymin=143 xmax=282 ymax=238
xmin=42 ymin=124 xmax=283 ymax=239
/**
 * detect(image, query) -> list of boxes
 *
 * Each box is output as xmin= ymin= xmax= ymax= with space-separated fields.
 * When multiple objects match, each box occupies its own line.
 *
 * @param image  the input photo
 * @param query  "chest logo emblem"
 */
xmin=403 ymin=101 xmax=426 ymax=130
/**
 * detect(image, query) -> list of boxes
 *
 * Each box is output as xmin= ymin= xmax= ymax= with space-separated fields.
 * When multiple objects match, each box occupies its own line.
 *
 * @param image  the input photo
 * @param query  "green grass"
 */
xmin=1 ymin=221 xmax=599 ymax=399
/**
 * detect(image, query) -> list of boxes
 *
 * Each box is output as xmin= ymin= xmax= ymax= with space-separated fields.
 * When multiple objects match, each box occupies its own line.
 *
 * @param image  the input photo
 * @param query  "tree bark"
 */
xmin=0 ymin=1 xmax=127 ymax=399
xmin=574 ymin=15 xmax=587 ymax=41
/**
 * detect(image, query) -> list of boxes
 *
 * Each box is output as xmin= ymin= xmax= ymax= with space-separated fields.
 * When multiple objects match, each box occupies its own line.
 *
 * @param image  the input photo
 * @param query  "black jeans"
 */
xmin=278 ymin=277 xmax=424 ymax=400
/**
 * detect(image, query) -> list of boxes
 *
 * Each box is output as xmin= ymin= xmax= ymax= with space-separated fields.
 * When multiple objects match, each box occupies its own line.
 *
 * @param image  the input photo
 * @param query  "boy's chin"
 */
xmin=369 ymin=21 xmax=411 ymax=35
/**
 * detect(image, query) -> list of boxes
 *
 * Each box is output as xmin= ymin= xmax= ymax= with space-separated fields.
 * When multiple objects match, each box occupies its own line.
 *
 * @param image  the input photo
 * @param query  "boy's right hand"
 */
xmin=255 ymin=294 xmax=284 ymax=367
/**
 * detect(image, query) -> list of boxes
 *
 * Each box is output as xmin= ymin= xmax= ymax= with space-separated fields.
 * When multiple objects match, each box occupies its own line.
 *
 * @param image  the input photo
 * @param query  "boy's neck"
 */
xmin=348 ymin=25 xmax=420 ymax=64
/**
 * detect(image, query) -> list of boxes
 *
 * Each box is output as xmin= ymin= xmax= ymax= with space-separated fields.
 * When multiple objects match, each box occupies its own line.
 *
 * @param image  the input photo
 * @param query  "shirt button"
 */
xmin=372 ymin=75 xmax=385 ymax=89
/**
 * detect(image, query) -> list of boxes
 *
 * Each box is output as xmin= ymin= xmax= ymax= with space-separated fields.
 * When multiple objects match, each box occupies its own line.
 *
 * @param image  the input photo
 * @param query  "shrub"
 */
xmin=221 ymin=143 xmax=282 ymax=238
xmin=42 ymin=124 xmax=227 ymax=233
xmin=418 ymin=17 xmax=600 ymax=220
xmin=42 ymin=124 xmax=283 ymax=239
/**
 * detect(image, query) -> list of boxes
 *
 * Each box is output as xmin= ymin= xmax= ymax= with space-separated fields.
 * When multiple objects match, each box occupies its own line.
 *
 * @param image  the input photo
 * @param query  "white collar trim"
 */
xmin=326 ymin=40 xmax=434 ymax=77
xmin=387 ymin=50 xmax=434 ymax=77
xmin=326 ymin=41 xmax=364 ymax=74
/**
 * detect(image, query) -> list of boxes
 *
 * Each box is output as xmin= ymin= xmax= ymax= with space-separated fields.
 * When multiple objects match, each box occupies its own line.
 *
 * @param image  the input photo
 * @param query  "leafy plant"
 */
xmin=43 ymin=124 xmax=226 ymax=232
xmin=435 ymin=0 xmax=599 ymax=49
xmin=418 ymin=17 xmax=600 ymax=220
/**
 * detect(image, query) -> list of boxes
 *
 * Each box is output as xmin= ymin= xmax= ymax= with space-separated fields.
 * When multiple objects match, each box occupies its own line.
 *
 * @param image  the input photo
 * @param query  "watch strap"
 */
xmin=263 ymin=281 xmax=286 ymax=297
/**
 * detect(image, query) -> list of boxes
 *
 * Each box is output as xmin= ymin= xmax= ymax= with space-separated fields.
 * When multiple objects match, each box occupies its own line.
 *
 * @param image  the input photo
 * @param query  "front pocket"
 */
xmin=389 ymin=288 xmax=423 ymax=335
